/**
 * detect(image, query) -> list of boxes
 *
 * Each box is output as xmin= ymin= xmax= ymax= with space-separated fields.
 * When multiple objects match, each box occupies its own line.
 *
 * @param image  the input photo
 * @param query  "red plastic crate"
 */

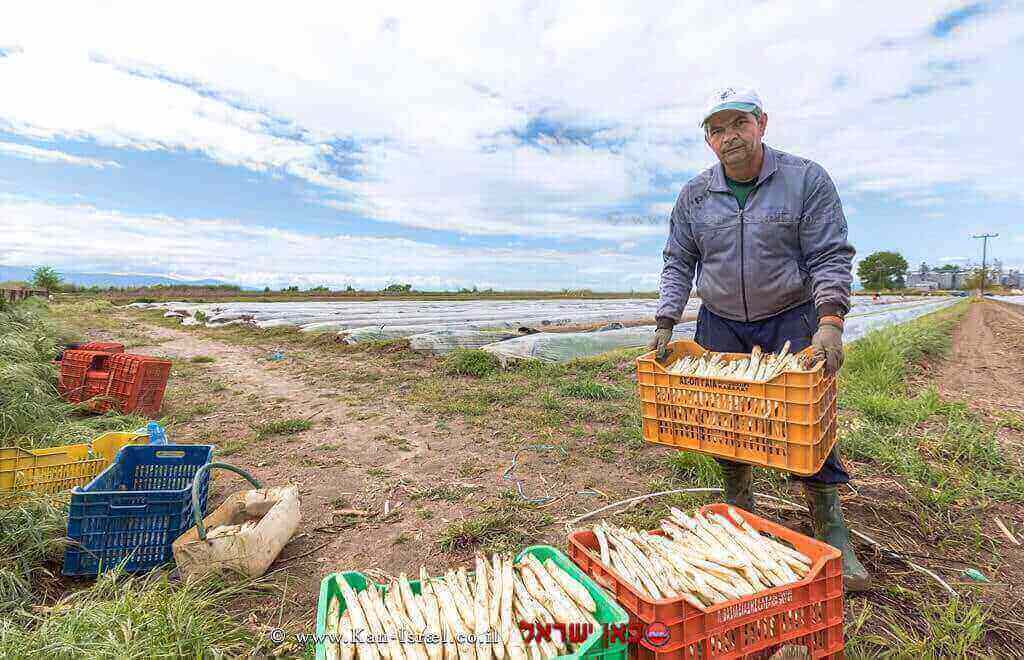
xmin=58 ymin=350 xmax=113 ymax=402
xmin=79 ymin=341 xmax=125 ymax=353
xmin=567 ymin=504 xmax=844 ymax=659
xmin=105 ymin=353 xmax=172 ymax=418
xmin=84 ymin=370 xmax=111 ymax=398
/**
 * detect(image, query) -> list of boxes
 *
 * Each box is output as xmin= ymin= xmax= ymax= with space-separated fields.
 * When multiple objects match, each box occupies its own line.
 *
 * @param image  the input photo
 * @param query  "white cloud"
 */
xmin=0 ymin=0 xmax=1020 ymax=246
xmin=0 ymin=141 xmax=120 ymax=168
xmin=0 ymin=197 xmax=659 ymax=290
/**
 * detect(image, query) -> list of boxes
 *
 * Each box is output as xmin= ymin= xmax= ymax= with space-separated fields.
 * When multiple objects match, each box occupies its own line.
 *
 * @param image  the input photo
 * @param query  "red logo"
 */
xmin=643 ymin=622 xmax=670 ymax=648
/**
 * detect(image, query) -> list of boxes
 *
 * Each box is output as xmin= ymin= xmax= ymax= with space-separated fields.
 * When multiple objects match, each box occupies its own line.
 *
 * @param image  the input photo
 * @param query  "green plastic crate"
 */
xmin=315 ymin=545 xmax=628 ymax=660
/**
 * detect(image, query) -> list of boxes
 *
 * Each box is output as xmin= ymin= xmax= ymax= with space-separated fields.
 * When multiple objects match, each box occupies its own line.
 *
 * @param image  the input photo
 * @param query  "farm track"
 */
xmin=939 ymin=299 xmax=1024 ymax=418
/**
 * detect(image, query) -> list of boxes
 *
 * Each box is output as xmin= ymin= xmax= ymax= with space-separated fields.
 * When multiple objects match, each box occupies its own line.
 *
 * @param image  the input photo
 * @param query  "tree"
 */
xmin=856 ymin=251 xmax=908 ymax=290
xmin=962 ymin=270 xmax=984 ymax=291
xmin=934 ymin=264 xmax=959 ymax=272
xmin=32 ymin=266 xmax=62 ymax=291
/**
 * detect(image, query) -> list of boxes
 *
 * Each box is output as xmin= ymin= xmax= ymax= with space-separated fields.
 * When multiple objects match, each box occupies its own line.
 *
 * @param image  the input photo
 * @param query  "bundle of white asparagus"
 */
xmin=666 ymin=342 xmax=816 ymax=382
xmin=325 ymin=553 xmax=599 ymax=660
xmin=591 ymin=507 xmax=812 ymax=608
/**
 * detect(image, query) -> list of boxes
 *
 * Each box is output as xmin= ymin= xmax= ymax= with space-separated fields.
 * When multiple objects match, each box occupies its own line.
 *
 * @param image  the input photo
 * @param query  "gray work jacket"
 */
xmin=656 ymin=144 xmax=855 ymax=324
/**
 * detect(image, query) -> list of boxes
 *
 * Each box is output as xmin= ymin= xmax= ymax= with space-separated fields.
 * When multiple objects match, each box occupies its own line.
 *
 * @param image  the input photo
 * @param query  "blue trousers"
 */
xmin=694 ymin=300 xmax=850 ymax=485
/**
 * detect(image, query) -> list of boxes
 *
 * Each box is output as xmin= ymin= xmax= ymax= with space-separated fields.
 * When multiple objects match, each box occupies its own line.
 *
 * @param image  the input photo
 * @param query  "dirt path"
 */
xmin=130 ymin=324 xmax=499 ymax=633
xmin=938 ymin=300 xmax=1024 ymax=417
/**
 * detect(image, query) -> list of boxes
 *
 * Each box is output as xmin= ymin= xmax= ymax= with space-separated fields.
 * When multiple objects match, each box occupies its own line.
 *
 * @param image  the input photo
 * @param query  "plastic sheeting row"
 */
xmin=132 ymin=298 xmax=682 ymax=331
xmin=994 ymin=295 xmax=1024 ymax=307
xmin=479 ymin=297 xmax=958 ymax=363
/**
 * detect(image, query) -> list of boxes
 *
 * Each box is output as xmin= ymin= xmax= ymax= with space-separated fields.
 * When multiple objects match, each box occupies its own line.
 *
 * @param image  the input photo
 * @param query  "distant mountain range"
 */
xmin=0 ymin=265 xmax=238 ymax=289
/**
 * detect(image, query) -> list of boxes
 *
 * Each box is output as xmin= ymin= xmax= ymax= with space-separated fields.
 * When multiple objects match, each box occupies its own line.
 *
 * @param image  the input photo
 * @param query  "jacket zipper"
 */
xmin=739 ymin=206 xmax=750 ymax=321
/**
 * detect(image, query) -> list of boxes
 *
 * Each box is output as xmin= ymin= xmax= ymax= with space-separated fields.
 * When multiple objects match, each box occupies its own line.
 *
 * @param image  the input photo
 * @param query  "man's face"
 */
xmin=704 ymin=109 xmax=768 ymax=170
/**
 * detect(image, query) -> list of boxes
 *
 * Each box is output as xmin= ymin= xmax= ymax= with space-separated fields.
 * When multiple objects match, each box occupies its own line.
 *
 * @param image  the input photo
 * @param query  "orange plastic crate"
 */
xmin=636 ymin=341 xmax=837 ymax=476
xmin=104 ymin=353 xmax=172 ymax=418
xmin=58 ymin=350 xmax=113 ymax=402
xmin=568 ymin=504 xmax=844 ymax=659
xmin=79 ymin=341 xmax=125 ymax=353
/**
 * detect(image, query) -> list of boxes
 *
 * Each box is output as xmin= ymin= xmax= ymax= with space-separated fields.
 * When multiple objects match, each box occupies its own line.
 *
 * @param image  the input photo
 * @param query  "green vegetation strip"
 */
xmin=0 ymin=299 xmax=143 ymax=449
xmin=0 ymin=299 xmax=267 ymax=657
xmin=839 ymin=302 xmax=1023 ymax=506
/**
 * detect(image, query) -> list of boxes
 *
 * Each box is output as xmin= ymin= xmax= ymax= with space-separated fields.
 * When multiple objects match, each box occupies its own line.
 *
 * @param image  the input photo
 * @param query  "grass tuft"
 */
xmin=0 ymin=570 xmax=264 ymax=658
xmin=436 ymin=492 xmax=552 ymax=554
xmin=0 ymin=492 xmax=68 ymax=615
xmin=441 ymin=350 xmax=500 ymax=378
xmin=559 ymin=378 xmax=625 ymax=400
xmin=253 ymin=418 xmax=312 ymax=439
xmin=189 ymin=355 xmax=216 ymax=363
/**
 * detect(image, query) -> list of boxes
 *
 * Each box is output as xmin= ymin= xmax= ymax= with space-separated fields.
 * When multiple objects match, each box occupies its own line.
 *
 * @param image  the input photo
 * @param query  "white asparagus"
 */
xmin=359 ymin=589 xmax=392 ymax=660
xmin=593 ymin=526 xmax=611 ymax=566
xmin=418 ymin=571 xmax=444 ymax=660
xmin=501 ymin=557 xmax=528 ymax=660
xmin=489 ymin=555 xmax=504 ymax=643
xmin=438 ymin=613 xmax=458 ymax=660
xmin=518 ymin=560 xmax=578 ymax=628
xmin=400 ymin=574 xmax=428 ymax=634
xmin=326 ymin=596 xmax=341 ymax=660
xmin=474 ymin=556 xmax=492 ymax=660
xmin=366 ymin=588 xmax=409 ymax=660
xmin=541 ymin=558 xmax=596 ymax=613
xmin=388 ymin=600 xmax=430 ymax=660
xmin=433 ymin=579 xmax=476 ymax=660
xmin=336 ymin=578 xmax=381 ymax=660
xmin=338 ymin=610 xmax=356 ymax=660
xmin=512 ymin=600 xmax=545 ymax=660
xmin=524 ymin=555 xmax=598 ymax=628
xmin=446 ymin=571 xmax=476 ymax=629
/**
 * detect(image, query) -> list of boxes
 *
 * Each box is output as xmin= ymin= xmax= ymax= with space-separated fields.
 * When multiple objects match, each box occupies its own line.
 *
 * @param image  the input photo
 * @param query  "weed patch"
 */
xmin=253 ymin=418 xmax=312 ymax=439
xmin=436 ymin=492 xmax=552 ymax=554
xmin=441 ymin=350 xmax=499 ymax=378
xmin=559 ymin=378 xmax=625 ymax=400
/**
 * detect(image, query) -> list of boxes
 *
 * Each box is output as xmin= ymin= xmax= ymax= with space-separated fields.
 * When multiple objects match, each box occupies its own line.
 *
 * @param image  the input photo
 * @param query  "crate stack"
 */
xmin=57 ymin=348 xmax=171 ymax=418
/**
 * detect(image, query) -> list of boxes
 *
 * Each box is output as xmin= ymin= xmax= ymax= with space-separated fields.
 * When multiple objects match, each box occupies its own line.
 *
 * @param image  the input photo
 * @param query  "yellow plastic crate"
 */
xmin=0 ymin=431 xmax=147 ymax=494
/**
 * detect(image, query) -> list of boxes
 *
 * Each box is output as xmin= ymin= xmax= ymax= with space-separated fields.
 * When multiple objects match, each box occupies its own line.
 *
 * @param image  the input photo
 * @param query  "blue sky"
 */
xmin=1 ymin=1 xmax=1022 ymax=290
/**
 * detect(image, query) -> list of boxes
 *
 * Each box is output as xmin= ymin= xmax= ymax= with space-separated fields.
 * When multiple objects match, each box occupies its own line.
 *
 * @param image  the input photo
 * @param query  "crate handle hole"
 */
xmin=154 ymin=451 xmax=186 ymax=458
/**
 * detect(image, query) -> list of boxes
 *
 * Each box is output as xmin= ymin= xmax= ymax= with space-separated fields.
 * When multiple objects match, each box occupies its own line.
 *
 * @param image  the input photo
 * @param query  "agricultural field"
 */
xmin=2 ymin=295 xmax=1023 ymax=657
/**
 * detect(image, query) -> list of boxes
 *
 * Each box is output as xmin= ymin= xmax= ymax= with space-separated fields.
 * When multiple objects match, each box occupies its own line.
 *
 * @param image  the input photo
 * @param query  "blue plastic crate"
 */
xmin=62 ymin=444 xmax=214 ymax=576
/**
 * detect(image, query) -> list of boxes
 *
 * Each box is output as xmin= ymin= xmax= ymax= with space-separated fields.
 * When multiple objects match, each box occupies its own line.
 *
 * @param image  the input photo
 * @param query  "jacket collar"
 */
xmin=707 ymin=143 xmax=779 ymax=193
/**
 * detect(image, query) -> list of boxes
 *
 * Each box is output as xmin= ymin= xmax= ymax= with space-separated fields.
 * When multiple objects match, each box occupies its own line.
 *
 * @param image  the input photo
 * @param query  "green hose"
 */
xmin=190 ymin=462 xmax=262 ymax=541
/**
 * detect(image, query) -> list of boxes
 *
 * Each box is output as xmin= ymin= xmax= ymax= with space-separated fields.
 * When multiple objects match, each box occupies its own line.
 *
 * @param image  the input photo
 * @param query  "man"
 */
xmin=648 ymin=87 xmax=870 ymax=591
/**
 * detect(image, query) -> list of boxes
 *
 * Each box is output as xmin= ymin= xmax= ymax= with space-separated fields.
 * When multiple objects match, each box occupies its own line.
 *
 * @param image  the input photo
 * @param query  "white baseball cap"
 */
xmin=700 ymin=87 xmax=764 ymax=127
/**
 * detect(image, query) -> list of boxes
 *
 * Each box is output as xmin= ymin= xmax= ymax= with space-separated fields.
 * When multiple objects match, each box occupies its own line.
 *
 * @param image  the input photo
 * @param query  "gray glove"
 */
xmin=811 ymin=323 xmax=844 ymax=376
xmin=648 ymin=328 xmax=673 ymax=362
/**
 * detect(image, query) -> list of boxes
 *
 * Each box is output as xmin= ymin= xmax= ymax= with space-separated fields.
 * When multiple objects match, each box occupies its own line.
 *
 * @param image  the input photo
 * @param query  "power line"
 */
xmin=971 ymin=233 xmax=999 ymax=295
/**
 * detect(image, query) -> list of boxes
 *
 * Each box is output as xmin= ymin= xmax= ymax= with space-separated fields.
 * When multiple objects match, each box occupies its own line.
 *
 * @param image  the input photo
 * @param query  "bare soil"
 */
xmin=938 ymin=300 xmax=1024 ymax=418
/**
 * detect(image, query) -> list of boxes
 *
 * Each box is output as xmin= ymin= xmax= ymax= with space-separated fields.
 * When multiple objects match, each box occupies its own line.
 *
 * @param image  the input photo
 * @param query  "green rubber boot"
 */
xmin=719 ymin=461 xmax=755 ymax=514
xmin=804 ymin=482 xmax=872 ymax=592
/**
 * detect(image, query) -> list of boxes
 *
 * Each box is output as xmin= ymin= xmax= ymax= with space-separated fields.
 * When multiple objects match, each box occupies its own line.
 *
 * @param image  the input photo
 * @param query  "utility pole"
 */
xmin=971 ymin=233 xmax=999 ymax=296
